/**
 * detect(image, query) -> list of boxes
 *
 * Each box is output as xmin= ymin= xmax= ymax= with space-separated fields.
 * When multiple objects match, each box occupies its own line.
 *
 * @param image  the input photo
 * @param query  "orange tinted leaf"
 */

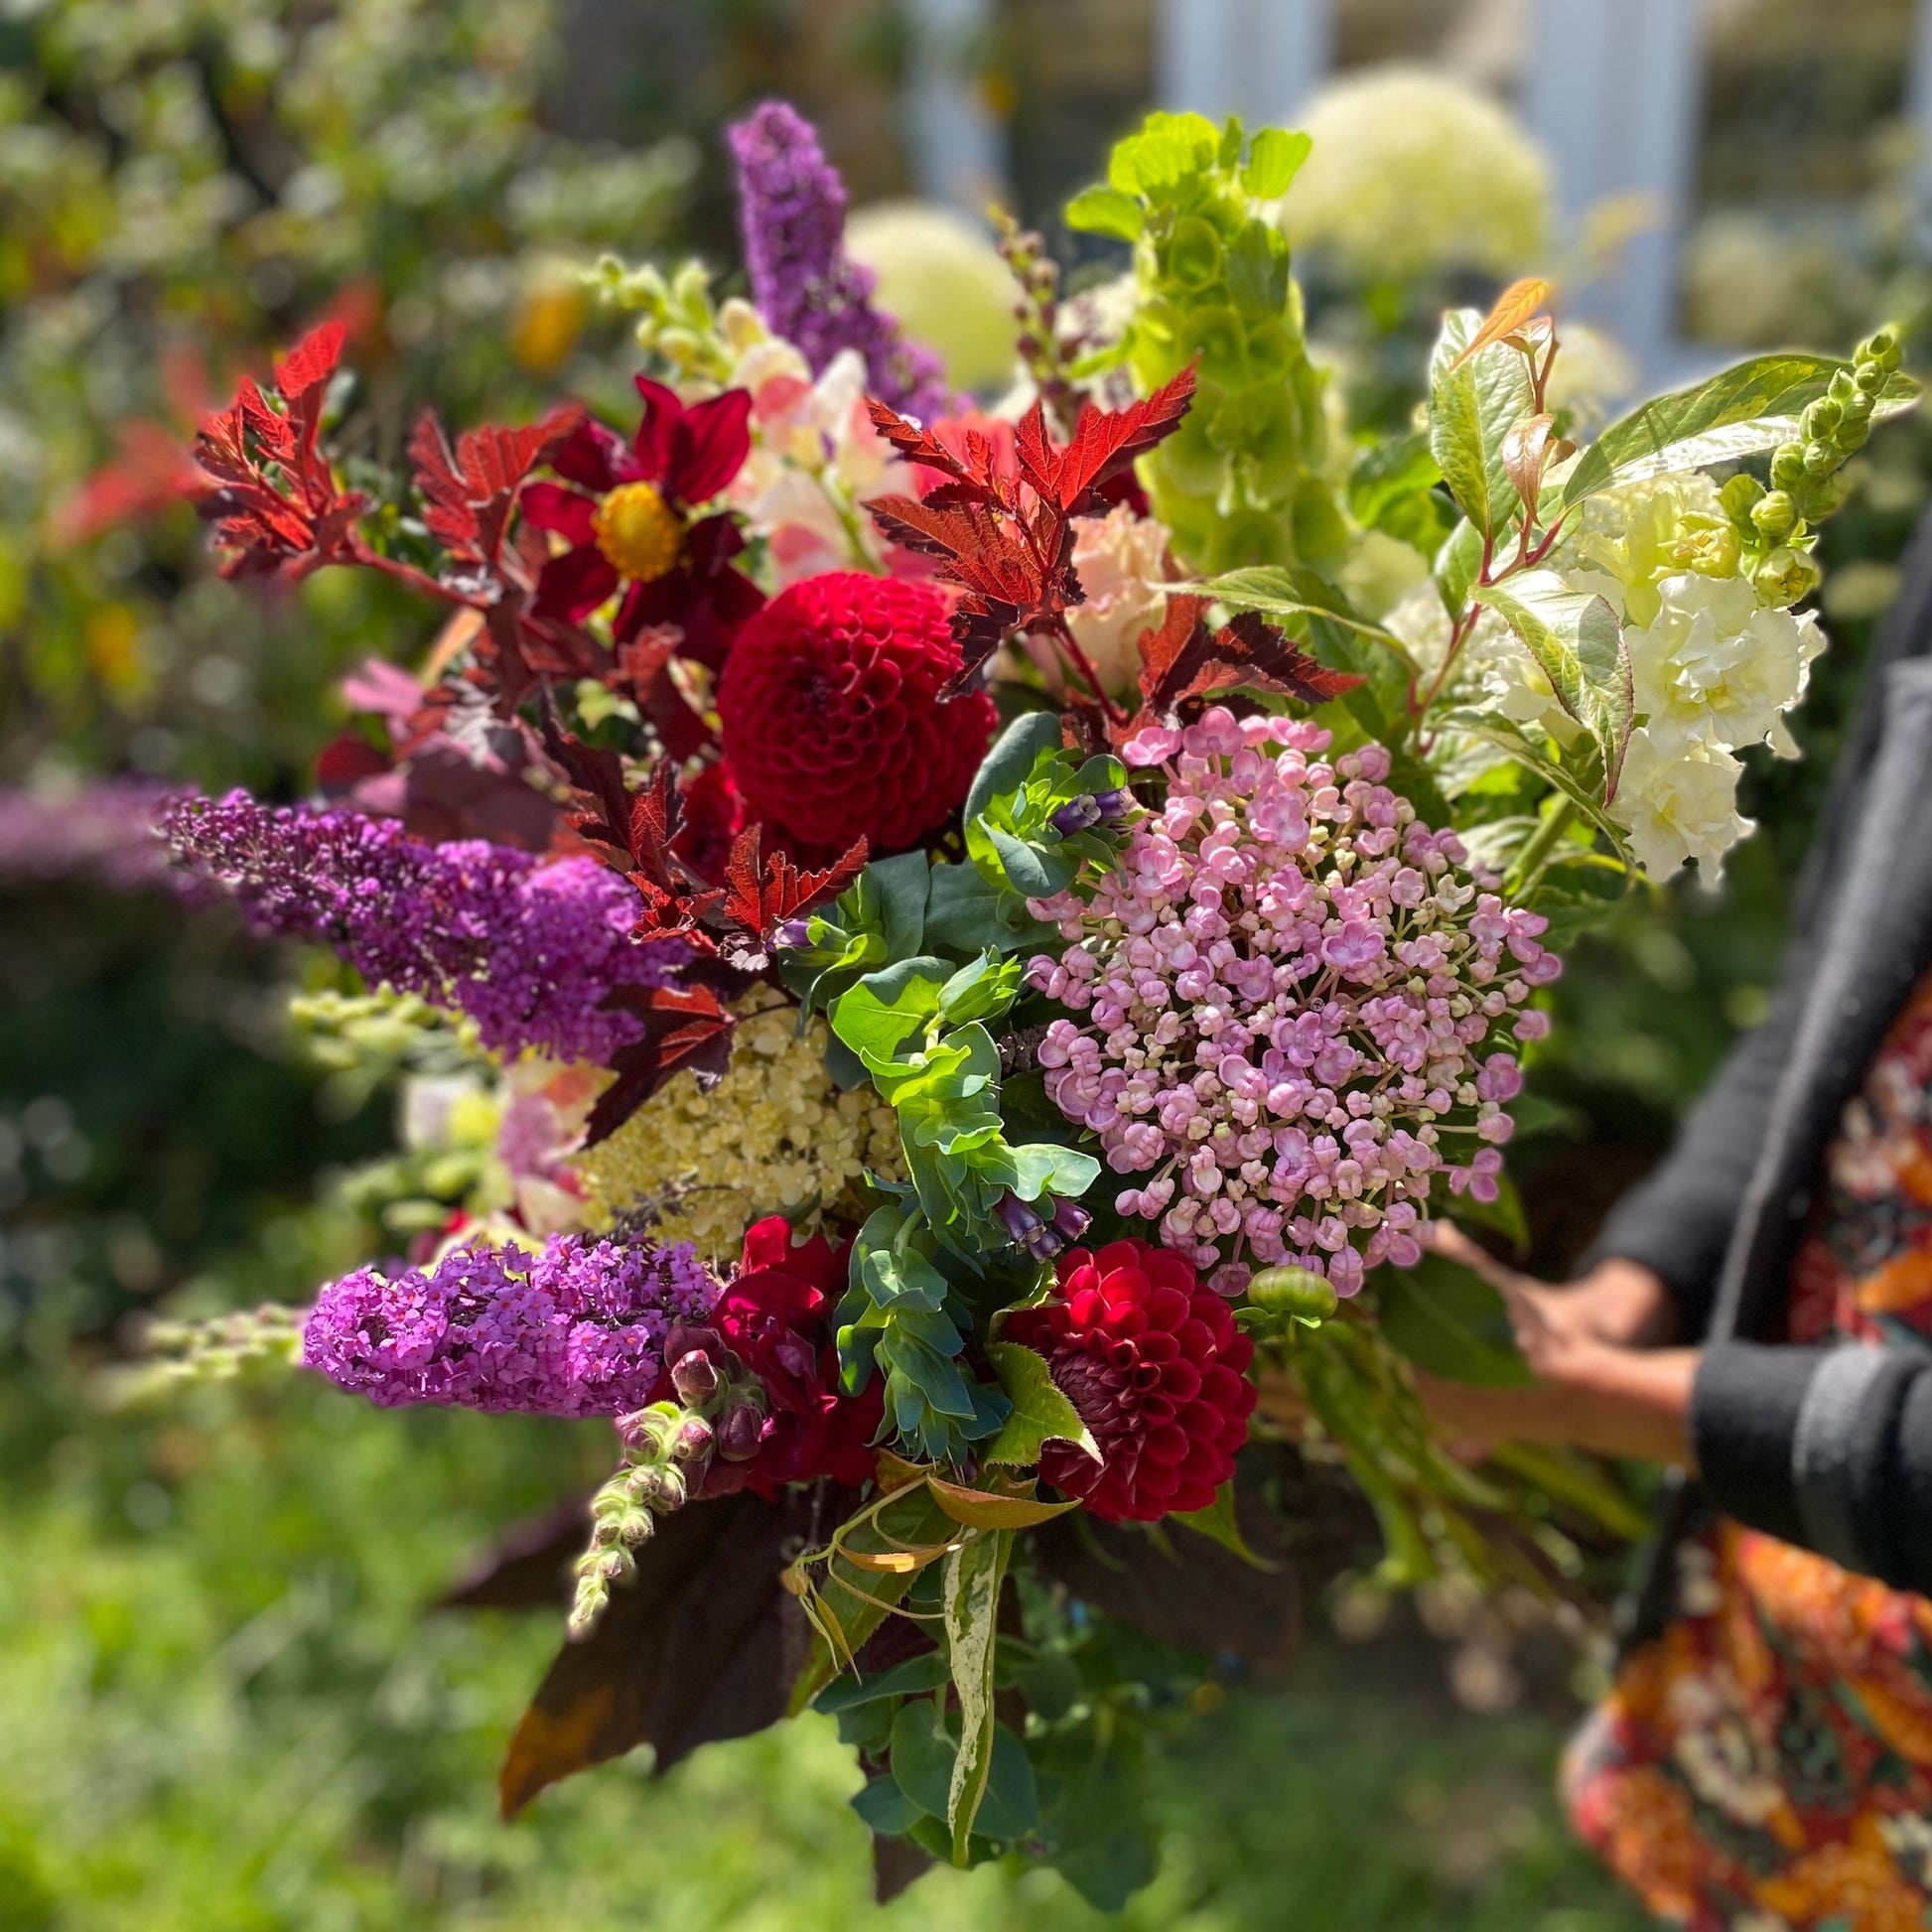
xmin=925 ymin=1475 xmax=1081 ymax=1531
xmin=1449 ymin=277 xmax=1552 ymax=371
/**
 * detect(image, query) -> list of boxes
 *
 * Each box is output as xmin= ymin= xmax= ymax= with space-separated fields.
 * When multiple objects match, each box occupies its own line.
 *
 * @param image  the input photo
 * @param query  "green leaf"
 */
xmin=852 ymin=1775 xmax=923 ymax=1836
xmin=1437 ymin=709 xmax=1633 ymax=861
xmin=1064 ymin=184 xmax=1144 ymax=240
xmin=1374 ymin=1252 xmax=1531 ymax=1386
xmin=1240 ymin=126 xmax=1311 ymax=200
xmin=1435 ymin=516 xmax=1483 ymax=621
xmin=922 ymin=860 xmax=1041 ymax=956
xmin=936 ymin=952 xmax=1022 ymax=1028
xmin=788 ymin=1485 xmax=955 ymax=1712
xmin=983 ymin=1340 xmax=1101 ymax=1466
xmin=1190 ymin=564 xmax=1410 ymax=654
xmin=985 ymin=825 xmax=1061 ymax=898
xmin=814 ymin=1649 xmax=951 ymax=1717
xmin=1173 ymin=1480 xmax=1279 ymax=1571
xmin=965 ymin=710 xmax=1063 ymax=828
xmin=1481 ymin=569 xmax=1632 ymax=791
xmin=866 ymin=851 xmax=932 ymax=961
xmin=889 ymin=1696 xmax=956 ymax=1821
xmin=942 ymin=1526 xmax=1010 ymax=1862
xmin=829 ymin=958 xmax=949 ymax=1066
xmin=927 ymin=1476 xmax=1080 ymax=1531
xmin=1349 ymin=431 xmax=1444 ymax=529
xmin=1004 ymin=1141 xmax=1100 ymax=1201
xmin=1035 ymin=1731 xmax=1155 ymax=1910
xmin=1556 ymin=354 xmax=1920 ymax=512
xmin=975 ymin=1724 xmax=1039 ymax=1841
xmin=1427 ymin=308 xmax=1536 ymax=540
xmin=1107 ymin=110 xmax=1220 ymax=198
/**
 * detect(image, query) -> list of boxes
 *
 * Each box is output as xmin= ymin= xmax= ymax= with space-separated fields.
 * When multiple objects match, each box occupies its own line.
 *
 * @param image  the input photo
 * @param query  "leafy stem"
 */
xmin=1504 ymin=796 xmax=1579 ymax=897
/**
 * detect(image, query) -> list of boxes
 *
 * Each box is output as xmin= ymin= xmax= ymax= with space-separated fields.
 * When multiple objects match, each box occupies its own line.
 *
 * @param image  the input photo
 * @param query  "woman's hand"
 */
xmin=1414 ymin=1226 xmax=1699 ymax=1467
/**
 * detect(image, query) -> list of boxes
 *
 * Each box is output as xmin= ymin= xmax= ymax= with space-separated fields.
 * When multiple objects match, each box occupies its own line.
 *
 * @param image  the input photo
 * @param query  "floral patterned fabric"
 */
xmin=1568 ymin=972 xmax=1932 ymax=1929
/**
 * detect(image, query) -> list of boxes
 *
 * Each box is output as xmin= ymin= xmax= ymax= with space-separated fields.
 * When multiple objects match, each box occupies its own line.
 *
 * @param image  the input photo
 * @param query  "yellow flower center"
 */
xmin=593 ymin=481 xmax=682 ymax=583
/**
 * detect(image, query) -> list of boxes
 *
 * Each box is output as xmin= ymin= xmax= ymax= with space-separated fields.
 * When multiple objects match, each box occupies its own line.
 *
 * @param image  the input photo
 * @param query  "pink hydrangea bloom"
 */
xmin=1028 ymin=708 xmax=1556 ymax=1296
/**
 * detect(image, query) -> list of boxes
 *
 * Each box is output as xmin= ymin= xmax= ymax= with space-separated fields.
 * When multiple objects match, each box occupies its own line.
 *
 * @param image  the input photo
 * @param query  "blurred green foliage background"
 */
xmin=2 ymin=0 xmax=1927 ymax=1923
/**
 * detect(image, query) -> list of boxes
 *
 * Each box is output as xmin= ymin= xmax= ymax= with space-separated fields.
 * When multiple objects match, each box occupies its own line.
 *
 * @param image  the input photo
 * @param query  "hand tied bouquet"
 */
xmin=150 ymin=100 xmax=1915 ymax=1904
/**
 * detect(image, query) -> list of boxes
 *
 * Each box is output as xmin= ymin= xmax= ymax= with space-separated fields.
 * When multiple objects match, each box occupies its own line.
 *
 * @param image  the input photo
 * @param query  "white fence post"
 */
xmin=1523 ymin=0 xmax=1705 ymax=382
xmin=1156 ymin=0 xmax=1334 ymax=125
xmin=904 ymin=0 xmax=1006 ymax=211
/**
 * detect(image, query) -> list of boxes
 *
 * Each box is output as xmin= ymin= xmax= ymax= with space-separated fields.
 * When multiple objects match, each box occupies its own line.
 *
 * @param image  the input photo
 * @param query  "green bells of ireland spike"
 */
xmin=1068 ymin=112 xmax=1350 ymax=573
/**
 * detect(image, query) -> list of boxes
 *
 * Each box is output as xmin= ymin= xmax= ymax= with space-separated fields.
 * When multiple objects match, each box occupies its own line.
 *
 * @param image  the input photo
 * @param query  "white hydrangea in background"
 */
xmin=1279 ymin=68 xmax=1551 ymax=281
xmin=844 ymin=200 xmax=1019 ymax=392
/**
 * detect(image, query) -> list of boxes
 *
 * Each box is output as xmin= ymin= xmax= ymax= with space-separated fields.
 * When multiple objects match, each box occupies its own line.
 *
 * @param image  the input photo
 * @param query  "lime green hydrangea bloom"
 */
xmin=573 ymin=988 xmax=900 ymax=1259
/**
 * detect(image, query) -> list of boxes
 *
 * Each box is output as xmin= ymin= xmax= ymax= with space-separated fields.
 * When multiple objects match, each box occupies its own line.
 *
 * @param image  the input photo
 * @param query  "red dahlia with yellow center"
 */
xmin=1004 ymin=1238 xmax=1257 ymax=1522
xmin=715 ymin=570 xmax=996 ymax=856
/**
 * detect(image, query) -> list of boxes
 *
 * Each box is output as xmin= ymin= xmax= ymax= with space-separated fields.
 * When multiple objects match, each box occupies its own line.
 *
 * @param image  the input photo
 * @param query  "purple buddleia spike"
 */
xmin=727 ymin=100 xmax=952 ymax=421
xmin=161 ymin=792 xmax=684 ymax=1064
xmin=303 ymin=1233 xmax=722 ymax=1418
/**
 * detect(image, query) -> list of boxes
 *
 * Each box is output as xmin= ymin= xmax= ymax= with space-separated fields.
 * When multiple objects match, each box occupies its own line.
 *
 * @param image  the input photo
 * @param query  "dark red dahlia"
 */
xmin=707 ymin=1215 xmax=881 ymax=1497
xmin=523 ymin=375 xmax=764 ymax=669
xmin=1004 ymin=1239 xmax=1257 ymax=1523
xmin=715 ymin=570 xmax=996 ymax=855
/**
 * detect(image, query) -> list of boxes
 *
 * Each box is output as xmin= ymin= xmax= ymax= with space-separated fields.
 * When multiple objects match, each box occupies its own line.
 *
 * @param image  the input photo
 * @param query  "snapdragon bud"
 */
xmin=672 ymin=1415 xmax=716 ymax=1464
xmin=618 ymin=1402 xmax=678 ymax=1452
xmin=670 ymin=1347 xmax=720 ymax=1406
xmin=1770 ymin=442 xmax=1806 ymax=490
xmin=1719 ymin=472 xmax=1765 ymax=531
xmin=1750 ymin=489 xmax=1797 ymax=542
xmin=1859 ymin=329 xmax=1902 ymax=376
xmin=662 ymin=1322 xmax=724 ymax=1366
xmin=716 ymin=1402 xmax=765 ymax=1461
xmin=773 ymin=917 xmax=812 ymax=950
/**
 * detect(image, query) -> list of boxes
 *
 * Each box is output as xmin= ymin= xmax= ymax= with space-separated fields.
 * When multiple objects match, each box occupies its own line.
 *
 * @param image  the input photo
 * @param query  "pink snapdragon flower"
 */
xmin=1027 ymin=708 xmax=1556 ymax=1297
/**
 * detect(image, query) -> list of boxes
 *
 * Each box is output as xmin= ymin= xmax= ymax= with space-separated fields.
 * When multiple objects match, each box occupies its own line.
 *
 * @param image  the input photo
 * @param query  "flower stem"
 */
xmin=1506 ymin=797 xmax=1579 ymax=897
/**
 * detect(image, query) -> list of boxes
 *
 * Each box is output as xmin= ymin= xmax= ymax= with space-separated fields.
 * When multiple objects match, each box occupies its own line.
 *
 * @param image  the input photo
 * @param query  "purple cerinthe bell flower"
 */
xmin=997 ymin=1190 xmax=1089 ymax=1262
xmin=1050 ymin=794 xmax=1104 ymax=838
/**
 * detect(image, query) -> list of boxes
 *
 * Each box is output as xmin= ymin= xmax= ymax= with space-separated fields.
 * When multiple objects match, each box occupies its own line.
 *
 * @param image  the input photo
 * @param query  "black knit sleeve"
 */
xmin=1692 ymin=1339 xmax=1932 ymax=1592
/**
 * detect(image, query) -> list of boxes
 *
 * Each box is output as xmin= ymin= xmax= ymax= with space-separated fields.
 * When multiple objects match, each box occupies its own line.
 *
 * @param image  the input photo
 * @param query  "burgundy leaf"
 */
xmin=498 ymin=1489 xmax=824 ymax=1817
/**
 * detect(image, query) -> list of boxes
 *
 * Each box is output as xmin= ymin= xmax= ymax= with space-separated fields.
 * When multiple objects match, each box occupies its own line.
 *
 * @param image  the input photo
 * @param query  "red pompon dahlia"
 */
xmin=1004 ymin=1239 xmax=1257 ymax=1522
xmin=715 ymin=571 xmax=996 ymax=855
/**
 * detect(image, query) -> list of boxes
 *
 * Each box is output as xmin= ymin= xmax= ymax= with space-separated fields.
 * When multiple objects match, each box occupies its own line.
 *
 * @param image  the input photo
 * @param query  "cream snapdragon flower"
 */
xmin=1281 ymin=69 xmax=1551 ymax=281
xmin=1627 ymin=573 xmax=1825 ymax=760
xmin=1025 ymin=503 xmax=1174 ymax=699
xmin=572 ymin=988 xmax=900 ymax=1261
xmin=1565 ymin=474 xmax=1733 ymax=627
